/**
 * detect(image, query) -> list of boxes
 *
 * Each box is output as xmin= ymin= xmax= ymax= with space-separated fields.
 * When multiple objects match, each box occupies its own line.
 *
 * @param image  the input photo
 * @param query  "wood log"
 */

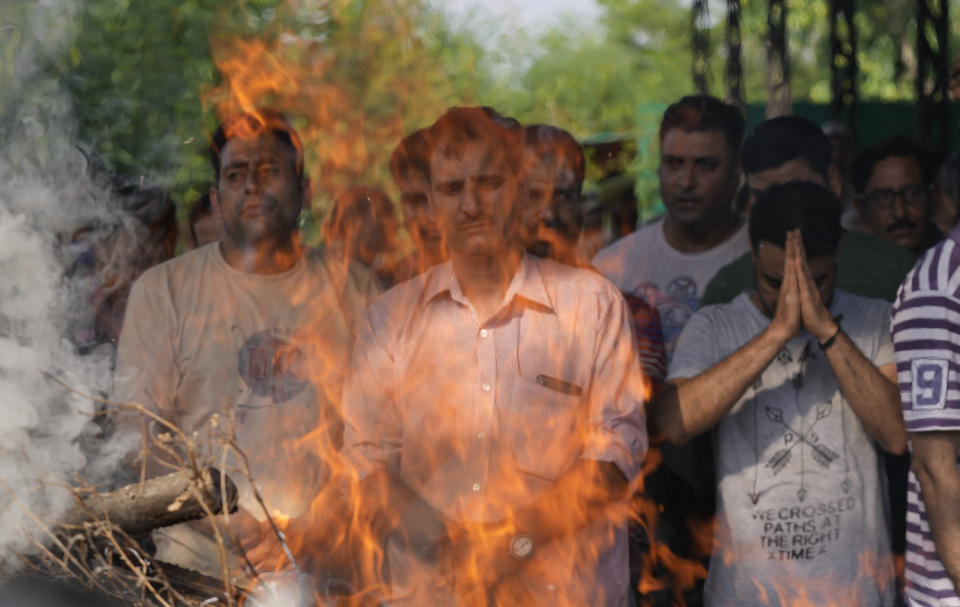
xmin=62 ymin=468 xmax=238 ymax=535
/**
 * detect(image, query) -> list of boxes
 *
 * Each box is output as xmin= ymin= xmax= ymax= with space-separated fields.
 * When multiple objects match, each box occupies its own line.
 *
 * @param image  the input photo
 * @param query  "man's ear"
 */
xmin=210 ymin=184 xmax=223 ymax=220
xmin=730 ymin=152 xmax=743 ymax=186
xmin=827 ymin=163 xmax=843 ymax=198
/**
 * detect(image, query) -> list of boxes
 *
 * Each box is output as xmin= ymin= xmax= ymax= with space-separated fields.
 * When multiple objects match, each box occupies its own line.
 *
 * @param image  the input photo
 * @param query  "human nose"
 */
xmin=538 ymin=198 xmax=556 ymax=223
xmin=677 ymin=163 xmax=697 ymax=190
xmin=244 ymin=166 xmax=260 ymax=193
xmin=892 ymin=193 xmax=908 ymax=218
xmin=461 ymin=183 xmax=481 ymax=216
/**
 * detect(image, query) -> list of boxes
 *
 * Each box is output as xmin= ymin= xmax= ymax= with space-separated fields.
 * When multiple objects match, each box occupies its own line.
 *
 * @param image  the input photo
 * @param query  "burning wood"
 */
xmin=11 ymin=468 xmax=247 ymax=606
xmin=61 ymin=467 xmax=238 ymax=534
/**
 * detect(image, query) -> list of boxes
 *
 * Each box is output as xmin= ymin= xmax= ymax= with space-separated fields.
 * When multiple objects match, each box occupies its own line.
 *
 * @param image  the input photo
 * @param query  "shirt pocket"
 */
xmin=506 ymin=375 xmax=585 ymax=481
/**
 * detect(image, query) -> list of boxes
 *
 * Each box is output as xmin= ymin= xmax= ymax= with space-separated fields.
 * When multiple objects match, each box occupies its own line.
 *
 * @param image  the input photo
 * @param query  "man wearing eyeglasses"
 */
xmin=852 ymin=135 xmax=944 ymax=255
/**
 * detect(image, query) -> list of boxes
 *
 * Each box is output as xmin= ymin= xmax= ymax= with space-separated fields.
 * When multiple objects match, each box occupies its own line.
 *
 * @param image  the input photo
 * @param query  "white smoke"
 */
xmin=0 ymin=0 xmax=131 ymax=575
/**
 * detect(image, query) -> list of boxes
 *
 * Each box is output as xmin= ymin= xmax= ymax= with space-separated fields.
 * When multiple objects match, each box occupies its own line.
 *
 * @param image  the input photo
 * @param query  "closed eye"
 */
xmin=477 ymin=175 xmax=504 ymax=190
xmin=436 ymin=180 xmax=464 ymax=195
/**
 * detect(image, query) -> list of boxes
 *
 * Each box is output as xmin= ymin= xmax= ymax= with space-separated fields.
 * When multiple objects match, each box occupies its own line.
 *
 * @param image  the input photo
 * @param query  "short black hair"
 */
xmin=523 ymin=124 xmax=586 ymax=184
xmin=749 ymin=181 xmax=843 ymax=258
xmin=851 ymin=135 xmax=934 ymax=195
xmin=659 ymin=94 xmax=744 ymax=157
xmin=742 ymin=116 xmax=830 ymax=178
xmin=209 ymin=108 xmax=303 ymax=183
xmin=390 ymin=128 xmax=431 ymax=186
xmin=423 ymin=106 xmax=523 ymax=179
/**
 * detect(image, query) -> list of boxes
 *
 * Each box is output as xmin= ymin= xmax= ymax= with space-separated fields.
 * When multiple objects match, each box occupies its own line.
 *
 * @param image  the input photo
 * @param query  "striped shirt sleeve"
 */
xmin=892 ymin=237 xmax=960 ymax=431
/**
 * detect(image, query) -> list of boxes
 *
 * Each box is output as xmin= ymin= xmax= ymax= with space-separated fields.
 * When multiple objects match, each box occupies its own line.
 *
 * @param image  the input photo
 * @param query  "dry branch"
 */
xmin=61 ymin=467 xmax=238 ymax=535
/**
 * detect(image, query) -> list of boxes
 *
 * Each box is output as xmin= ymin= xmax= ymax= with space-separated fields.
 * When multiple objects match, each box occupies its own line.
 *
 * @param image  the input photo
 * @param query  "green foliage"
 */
xmin=48 ymin=0 xmax=488 ymax=229
xmin=11 ymin=0 xmax=955 ymax=227
xmin=62 ymin=0 xmax=232 ymax=190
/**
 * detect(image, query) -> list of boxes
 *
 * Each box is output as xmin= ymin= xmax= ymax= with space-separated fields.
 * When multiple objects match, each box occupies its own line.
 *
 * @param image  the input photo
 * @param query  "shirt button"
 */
xmin=477 ymin=431 xmax=486 ymax=439
xmin=481 ymin=383 xmax=491 ymax=392
xmin=479 ymin=329 xmax=489 ymax=339
xmin=547 ymin=584 xmax=556 ymax=591
xmin=472 ymin=483 xmax=481 ymax=492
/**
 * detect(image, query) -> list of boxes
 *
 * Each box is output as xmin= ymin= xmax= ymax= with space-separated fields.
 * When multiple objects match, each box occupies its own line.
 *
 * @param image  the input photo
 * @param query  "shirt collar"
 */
xmin=422 ymin=254 xmax=554 ymax=313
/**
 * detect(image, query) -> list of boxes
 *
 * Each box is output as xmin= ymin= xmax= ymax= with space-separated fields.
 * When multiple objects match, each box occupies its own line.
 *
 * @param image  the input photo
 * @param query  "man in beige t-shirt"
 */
xmin=112 ymin=110 xmax=379 ymax=576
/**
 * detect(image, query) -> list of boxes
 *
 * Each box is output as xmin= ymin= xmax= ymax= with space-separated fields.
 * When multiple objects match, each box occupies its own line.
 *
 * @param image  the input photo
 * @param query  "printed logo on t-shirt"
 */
xmin=237 ymin=328 xmax=313 ymax=405
xmin=634 ymin=277 xmax=700 ymax=359
xmin=912 ymin=358 xmax=949 ymax=410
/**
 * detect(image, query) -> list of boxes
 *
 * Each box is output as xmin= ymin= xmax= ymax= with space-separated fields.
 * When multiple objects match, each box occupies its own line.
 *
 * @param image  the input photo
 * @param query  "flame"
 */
xmin=132 ymin=5 xmax=899 ymax=607
xmin=204 ymin=0 xmax=473 ymax=212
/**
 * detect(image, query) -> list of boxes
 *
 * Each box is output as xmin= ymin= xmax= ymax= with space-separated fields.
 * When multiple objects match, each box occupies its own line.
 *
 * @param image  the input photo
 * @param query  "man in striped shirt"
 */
xmin=891 ymin=224 xmax=960 ymax=606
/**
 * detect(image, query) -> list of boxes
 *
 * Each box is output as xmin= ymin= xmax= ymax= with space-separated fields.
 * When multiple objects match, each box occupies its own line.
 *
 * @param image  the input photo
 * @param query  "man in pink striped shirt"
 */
xmin=341 ymin=107 xmax=648 ymax=606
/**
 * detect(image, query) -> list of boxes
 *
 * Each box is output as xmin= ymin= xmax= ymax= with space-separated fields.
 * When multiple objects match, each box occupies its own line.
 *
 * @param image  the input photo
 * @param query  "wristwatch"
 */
xmin=508 ymin=533 xmax=535 ymax=560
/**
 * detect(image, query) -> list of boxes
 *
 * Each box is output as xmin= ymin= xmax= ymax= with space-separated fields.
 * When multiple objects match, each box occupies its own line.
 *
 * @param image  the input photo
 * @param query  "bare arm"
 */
xmin=794 ymin=232 xmax=907 ymax=454
xmin=653 ymin=235 xmax=802 ymax=444
xmin=822 ymin=340 xmax=907 ymax=453
xmin=911 ymin=431 xmax=960 ymax=590
xmin=653 ymin=327 xmax=787 ymax=444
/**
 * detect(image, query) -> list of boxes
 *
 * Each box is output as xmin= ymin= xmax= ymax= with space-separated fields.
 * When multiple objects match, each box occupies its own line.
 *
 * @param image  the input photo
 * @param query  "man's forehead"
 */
xmin=524 ymin=148 xmax=578 ymax=174
xmin=396 ymin=171 xmax=428 ymax=191
xmin=868 ymin=155 xmax=922 ymax=185
xmin=748 ymin=158 xmax=826 ymax=189
xmin=525 ymin=164 xmax=578 ymax=189
xmin=430 ymin=139 xmax=514 ymax=177
xmin=661 ymin=128 xmax=730 ymax=157
xmin=220 ymin=132 xmax=289 ymax=161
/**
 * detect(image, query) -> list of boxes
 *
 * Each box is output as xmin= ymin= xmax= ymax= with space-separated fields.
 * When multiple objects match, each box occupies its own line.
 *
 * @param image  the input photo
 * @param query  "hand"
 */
xmin=793 ymin=231 xmax=838 ymax=342
xmin=233 ymin=510 xmax=285 ymax=571
xmin=438 ymin=520 xmax=519 ymax=595
xmin=767 ymin=231 xmax=801 ymax=343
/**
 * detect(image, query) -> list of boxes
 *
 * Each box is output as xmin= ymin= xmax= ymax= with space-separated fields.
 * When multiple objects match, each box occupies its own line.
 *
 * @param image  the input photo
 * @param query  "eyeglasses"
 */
xmin=863 ymin=184 xmax=928 ymax=211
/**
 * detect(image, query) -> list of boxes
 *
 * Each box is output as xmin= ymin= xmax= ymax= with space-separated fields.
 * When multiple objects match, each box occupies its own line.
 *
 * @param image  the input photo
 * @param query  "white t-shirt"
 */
xmin=112 ymin=243 xmax=380 ymax=575
xmin=592 ymin=218 xmax=750 ymax=358
xmin=669 ymin=291 xmax=895 ymax=606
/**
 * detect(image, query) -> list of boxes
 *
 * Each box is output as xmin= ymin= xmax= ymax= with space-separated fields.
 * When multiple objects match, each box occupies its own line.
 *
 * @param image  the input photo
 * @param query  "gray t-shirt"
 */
xmin=669 ymin=290 xmax=896 ymax=606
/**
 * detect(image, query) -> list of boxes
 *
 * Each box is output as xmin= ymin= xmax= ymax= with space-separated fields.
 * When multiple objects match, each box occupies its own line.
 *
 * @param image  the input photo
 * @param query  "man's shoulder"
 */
xmin=691 ymin=292 xmax=754 ymax=324
xmin=592 ymin=220 xmax=663 ymax=270
xmin=833 ymin=290 xmax=892 ymax=341
xmin=535 ymin=256 xmax=624 ymax=302
xmin=367 ymin=262 xmax=440 ymax=318
xmin=131 ymin=244 xmax=216 ymax=294
xmin=303 ymin=247 xmax=378 ymax=286
xmin=835 ymin=289 xmax=891 ymax=315
xmin=898 ymin=235 xmax=960 ymax=302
